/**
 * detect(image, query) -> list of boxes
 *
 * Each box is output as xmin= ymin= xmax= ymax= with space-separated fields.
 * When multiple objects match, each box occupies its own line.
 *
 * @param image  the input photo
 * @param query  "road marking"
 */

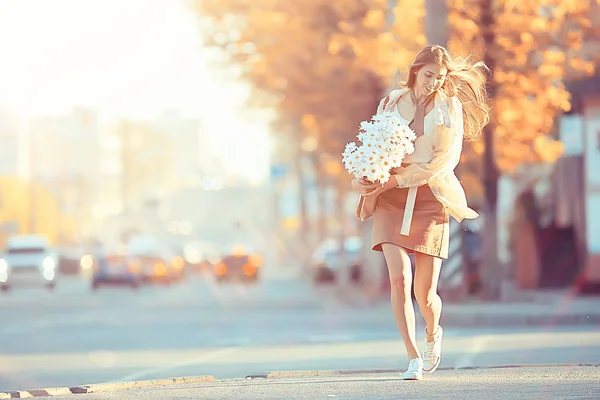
xmin=109 ymin=347 xmax=237 ymax=383
xmin=454 ymin=335 xmax=490 ymax=369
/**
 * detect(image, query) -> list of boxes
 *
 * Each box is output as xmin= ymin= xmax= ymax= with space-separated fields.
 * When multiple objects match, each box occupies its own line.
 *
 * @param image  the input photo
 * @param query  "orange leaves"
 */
xmin=327 ymin=37 xmax=343 ymax=55
xmin=192 ymin=0 xmax=426 ymax=161
xmin=363 ymin=9 xmax=386 ymax=29
xmin=538 ymin=64 xmax=565 ymax=80
xmin=447 ymin=0 xmax=598 ymax=174
xmin=566 ymin=30 xmax=584 ymax=49
xmin=554 ymin=0 xmax=590 ymax=14
xmin=542 ymin=50 xmax=567 ymax=65
xmin=529 ymin=16 xmax=549 ymax=31
xmin=534 ymin=136 xmax=564 ymax=163
xmin=301 ymin=114 xmax=320 ymax=136
xmin=544 ymin=86 xmax=572 ymax=112
xmin=569 ymin=58 xmax=595 ymax=75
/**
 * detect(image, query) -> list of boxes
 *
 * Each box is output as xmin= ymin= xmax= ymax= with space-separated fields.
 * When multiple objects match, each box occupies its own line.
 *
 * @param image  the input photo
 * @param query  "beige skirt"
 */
xmin=372 ymin=184 xmax=449 ymax=259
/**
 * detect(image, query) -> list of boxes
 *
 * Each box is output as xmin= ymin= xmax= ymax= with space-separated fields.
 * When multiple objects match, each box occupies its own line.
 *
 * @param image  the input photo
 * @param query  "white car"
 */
xmin=0 ymin=235 xmax=58 ymax=291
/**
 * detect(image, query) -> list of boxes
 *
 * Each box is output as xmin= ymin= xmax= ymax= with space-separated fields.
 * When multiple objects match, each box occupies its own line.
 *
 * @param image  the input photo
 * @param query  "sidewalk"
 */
xmin=332 ymin=284 xmax=600 ymax=327
xmin=4 ymin=365 xmax=598 ymax=399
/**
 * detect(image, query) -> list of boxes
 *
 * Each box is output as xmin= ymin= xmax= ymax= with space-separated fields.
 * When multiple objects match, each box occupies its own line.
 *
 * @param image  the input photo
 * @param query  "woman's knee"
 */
xmin=389 ymin=274 xmax=412 ymax=296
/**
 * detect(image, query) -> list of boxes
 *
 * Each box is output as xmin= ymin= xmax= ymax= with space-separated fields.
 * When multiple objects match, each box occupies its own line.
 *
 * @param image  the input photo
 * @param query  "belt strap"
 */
xmin=400 ymin=187 xmax=418 ymax=236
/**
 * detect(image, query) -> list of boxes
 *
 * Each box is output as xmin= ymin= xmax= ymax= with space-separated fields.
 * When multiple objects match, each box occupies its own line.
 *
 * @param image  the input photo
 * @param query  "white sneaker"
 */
xmin=423 ymin=326 xmax=443 ymax=374
xmin=402 ymin=358 xmax=423 ymax=380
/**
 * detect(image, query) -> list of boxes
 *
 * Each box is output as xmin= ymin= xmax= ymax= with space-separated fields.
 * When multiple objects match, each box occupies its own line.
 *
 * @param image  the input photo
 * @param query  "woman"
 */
xmin=351 ymin=45 xmax=489 ymax=380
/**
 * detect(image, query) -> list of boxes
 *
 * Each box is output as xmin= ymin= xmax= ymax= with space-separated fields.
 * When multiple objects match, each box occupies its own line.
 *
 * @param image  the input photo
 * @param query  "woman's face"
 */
xmin=414 ymin=63 xmax=447 ymax=95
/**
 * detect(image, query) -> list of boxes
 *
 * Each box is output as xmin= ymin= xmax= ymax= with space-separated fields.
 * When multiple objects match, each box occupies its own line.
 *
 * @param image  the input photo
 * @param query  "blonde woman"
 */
xmin=352 ymin=45 xmax=489 ymax=380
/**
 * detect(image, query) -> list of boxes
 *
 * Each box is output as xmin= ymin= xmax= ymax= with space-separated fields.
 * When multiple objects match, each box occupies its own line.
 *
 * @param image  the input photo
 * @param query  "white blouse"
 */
xmin=376 ymin=88 xmax=479 ymax=223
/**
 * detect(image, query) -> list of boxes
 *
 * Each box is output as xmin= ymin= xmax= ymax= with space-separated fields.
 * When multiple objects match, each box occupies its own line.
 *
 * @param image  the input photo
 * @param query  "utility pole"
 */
xmin=424 ymin=0 xmax=449 ymax=48
xmin=480 ymin=0 xmax=501 ymax=300
xmin=425 ymin=0 xmax=473 ymax=300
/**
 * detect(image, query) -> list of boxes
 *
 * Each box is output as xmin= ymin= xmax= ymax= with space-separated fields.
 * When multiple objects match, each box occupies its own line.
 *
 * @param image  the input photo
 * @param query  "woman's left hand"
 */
xmin=363 ymin=178 xmax=398 ymax=197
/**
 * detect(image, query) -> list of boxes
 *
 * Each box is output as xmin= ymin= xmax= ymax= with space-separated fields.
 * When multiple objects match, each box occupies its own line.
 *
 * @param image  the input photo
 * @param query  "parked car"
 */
xmin=214 ymin=244 xmax=262 ymax=283
xmin=0 ymin=235 xmax=57 ymax=291
xmin=312 ymin=236 xmax=364 ymax=284
xmin=90 ymin=253 xmax=141 ymax=290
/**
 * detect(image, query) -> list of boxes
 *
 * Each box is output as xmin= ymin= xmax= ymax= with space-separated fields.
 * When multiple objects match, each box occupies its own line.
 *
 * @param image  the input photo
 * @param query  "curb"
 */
xmin=332 ymin=288 xmax=600 ymax=327
xmin=437 ymin=313 xmax=600 ymax=327
xmin=2 ymin=365 xmax=598 ymax=397
xmin=0 ymin=375 xmax=214 ymax=398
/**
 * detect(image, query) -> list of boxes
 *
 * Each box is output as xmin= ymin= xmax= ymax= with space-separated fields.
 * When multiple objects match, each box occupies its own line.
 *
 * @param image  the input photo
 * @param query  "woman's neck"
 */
xmin=411 ymin=87 xmax=427 ymax=104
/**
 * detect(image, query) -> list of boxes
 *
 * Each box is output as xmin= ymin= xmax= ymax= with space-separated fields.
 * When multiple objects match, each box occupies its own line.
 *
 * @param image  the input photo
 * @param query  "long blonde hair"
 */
xmin=399 ymin=45 xmax=490 ymax=141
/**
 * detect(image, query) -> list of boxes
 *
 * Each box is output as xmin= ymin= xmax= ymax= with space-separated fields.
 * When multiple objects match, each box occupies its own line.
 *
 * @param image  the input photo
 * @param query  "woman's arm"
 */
xmin=377 ymin=95 xmax=390 ymax=114
xmin=393 ymin=96 xmax=465 ymax=188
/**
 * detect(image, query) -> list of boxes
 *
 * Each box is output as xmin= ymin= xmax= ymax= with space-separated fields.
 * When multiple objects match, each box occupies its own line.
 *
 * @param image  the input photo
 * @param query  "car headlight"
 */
xmin=0 ymin=259 xmax=7 ymax=273
xmin=80 ymin=254 xmax=94 ymax=270
xmin=43 ymin=256 xmax=56 ymax=269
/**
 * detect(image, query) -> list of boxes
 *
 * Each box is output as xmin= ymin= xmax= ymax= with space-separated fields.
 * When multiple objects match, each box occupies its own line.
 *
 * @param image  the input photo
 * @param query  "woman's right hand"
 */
xmin=351 ymin=177 xmax=372 ymax=194
xmin=351 ymin=178 xmax=363 ymax=193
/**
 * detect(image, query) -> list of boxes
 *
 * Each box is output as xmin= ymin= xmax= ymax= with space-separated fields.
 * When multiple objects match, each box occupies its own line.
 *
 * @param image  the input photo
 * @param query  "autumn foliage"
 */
xmin=192 ymin=0 xmax=598 ymax=190
xmin=192 ymin=0 xmax=425 ymax=171
xmin=449 ymin=0 xmax=598 ymax=173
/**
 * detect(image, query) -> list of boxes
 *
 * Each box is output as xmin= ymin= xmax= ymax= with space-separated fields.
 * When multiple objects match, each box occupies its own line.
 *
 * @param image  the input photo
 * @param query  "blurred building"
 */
xmin=0 ymin=108 xmax=24 ymax=244
xmin=0 ymin=108 xmax=106 ymax=244
xmin=555 ymin=71 xmax=600 ymax=291
xmin=29 ymin=108 xmax=102 ymax=218
xmin=93 ymin=111 xmax=208 ymax=248
xmin=147 ymin=109 xmax=204 ymax=189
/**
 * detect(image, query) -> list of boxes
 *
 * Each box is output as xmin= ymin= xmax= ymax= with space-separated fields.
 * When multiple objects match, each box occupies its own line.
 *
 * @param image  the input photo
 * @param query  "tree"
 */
xmin=192 ymin=0 xmax=425 ymax=154
xmin=191 ymin=0 xmax=426 ymax=269
xmin=448 ymin=0 xmax=599 ymax=299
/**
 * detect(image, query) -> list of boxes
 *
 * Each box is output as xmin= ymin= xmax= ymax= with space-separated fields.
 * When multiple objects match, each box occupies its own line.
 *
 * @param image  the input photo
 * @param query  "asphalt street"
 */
xmin=42 ymin=367 xmax=600 ymax=400
xmin=0 ymin=273 xmax=599 ymax=393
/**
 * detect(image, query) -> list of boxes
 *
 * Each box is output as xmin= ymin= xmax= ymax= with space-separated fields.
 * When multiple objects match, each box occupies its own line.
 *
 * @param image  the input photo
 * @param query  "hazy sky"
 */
xmin=0 ymin=0 xmax=270 ymax=183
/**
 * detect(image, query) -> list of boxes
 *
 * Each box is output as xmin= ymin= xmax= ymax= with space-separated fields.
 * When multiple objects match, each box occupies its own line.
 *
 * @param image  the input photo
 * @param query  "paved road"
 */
xmin=45 ymin=367 xmax=600 ymax=400
xmin=0 ymin=274 xmax=599 ymax=392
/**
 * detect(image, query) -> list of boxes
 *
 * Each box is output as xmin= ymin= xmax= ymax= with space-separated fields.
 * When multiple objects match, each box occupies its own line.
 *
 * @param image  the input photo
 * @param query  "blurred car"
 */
xmin=214 ymin=244 xmax=263 ymax=283
xmin=126 ymin=235 xmax=183 ymax=284
xmin=168 ymin=255 xmax=186 ymax=281
xmin=312 ymin=236 xmax=364 ymax=284
xmin=131 ymin=254 xmax=181 ymax=284
xmin=183 ymin=241 xmax=222 ymax=273
xmin=90 ymin=253 xmax=141 ymax=290
xmin=0 ymin=235 xmax=58 ymax=291
xmin=57 ymin=245 xmax=86 ymax=275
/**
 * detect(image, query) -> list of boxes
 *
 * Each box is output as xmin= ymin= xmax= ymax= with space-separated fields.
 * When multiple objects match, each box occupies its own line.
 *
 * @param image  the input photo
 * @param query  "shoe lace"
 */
xmin=423 ymin=340 xmax=435 ymax=359
xmin=408 ymin=359 xmax=421 ymax=371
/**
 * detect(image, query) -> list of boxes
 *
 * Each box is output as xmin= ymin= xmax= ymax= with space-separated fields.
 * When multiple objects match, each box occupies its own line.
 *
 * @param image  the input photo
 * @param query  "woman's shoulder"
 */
xmin=378 ymin=88 xmax=409 ymax=112
xmin=383 ymin=88 xmax=410 ymax=103
xmin=446 ymin=95 xmax=462 ymax=111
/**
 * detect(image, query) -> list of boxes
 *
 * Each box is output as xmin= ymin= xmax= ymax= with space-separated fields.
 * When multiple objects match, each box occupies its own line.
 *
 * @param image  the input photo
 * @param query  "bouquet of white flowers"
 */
xmin=342 ymin=111 xmax=417 ymax=185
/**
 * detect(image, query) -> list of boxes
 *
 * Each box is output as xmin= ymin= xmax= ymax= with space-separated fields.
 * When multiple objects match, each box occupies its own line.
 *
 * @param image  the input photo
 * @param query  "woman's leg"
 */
xmin=413 ymin=252 xmax=443 ymax=338
xmin=381 ymin=243 xmax=420 ymax=361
